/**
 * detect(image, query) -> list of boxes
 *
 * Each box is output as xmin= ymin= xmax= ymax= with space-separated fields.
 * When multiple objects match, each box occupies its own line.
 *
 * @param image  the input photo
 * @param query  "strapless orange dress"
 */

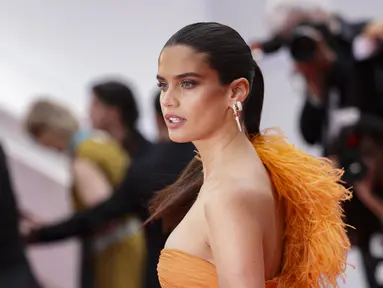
xmin=158 ymin=249 xmax=278 ymax=288
xmin=157 ymin=129 xmax=352 ymax=288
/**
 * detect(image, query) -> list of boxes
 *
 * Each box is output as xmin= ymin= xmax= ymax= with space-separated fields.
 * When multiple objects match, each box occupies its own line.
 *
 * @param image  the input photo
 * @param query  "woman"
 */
xmin=24 ymin=98 xmax=145 ymax=288
xmin=89 ymin=80 xmax=152 ymax=159
xmin=149 ymin=22 xmax=351 ymax=288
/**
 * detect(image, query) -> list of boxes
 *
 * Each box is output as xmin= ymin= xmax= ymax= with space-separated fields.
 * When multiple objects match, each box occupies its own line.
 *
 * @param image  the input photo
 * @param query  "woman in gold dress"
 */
xmin=25 ymin=98 xmax=145 ymax=288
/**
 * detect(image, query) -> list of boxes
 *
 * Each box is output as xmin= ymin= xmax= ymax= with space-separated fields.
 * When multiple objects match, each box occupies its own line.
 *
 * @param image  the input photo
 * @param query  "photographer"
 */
xmin=251 ymin=1 xmax=383 ymax=155
xmin=334 ymin=114 xmax=383 ymax=288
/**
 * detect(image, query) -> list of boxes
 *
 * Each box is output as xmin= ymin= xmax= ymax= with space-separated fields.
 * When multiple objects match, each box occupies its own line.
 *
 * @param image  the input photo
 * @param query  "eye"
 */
xmin=157 ymin=82 xmax=168 ymax=91
xmin=180 ymin=80 xmax=197 ymax=89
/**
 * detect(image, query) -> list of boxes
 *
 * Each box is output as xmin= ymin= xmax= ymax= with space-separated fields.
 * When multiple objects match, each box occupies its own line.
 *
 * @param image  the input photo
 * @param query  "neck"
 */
xmin=106 ymin=122 xmax=127 ymax=146
xmin=193 ymin=121 xmax=248 ymax=181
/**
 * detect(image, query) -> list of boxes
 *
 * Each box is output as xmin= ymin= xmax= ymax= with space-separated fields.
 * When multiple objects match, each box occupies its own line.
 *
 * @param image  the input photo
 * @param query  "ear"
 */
xmin=227 ymin=78 xmax=250 ymax=106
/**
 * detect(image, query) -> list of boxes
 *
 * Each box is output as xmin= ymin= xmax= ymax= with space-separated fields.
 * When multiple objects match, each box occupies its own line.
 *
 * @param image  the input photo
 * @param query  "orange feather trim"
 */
xmin=251 ymin=128 xmax=352 ymax=288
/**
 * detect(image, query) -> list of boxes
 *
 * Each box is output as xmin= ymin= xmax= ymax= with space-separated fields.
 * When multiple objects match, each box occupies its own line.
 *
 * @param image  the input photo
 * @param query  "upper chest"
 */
xmin=164 ymin=185 xmax=215 ymax=255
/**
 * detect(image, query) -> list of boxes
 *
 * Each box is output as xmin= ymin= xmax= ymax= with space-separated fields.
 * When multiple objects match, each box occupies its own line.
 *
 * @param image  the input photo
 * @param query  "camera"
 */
xmin=287 ymin=21 xmax=337 ymax=61
xmin=334 ymin=114 xmax=383 ymax=184
xmin=335 ymin=127 xmax=367 ymax=184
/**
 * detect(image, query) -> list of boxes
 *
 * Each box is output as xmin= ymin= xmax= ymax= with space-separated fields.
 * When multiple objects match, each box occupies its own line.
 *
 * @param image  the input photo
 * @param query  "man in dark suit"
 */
xmin=0 ymin=143 xmax=41 ymax=288
xmin=25 ymin=92 xmax=196 ymax=288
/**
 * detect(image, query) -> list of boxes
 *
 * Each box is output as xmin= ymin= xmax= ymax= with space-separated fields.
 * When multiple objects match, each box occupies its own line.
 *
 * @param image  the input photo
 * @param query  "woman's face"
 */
xmin=157 ymin=45 xmax=238 ymax=143
xmin=89 ymin=94 xmax=116 ymax=130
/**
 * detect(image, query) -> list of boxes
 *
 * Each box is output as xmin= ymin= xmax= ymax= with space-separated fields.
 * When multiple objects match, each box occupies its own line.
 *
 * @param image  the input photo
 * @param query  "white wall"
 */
xmin=0 ymin=0 xmax=209 ymax=138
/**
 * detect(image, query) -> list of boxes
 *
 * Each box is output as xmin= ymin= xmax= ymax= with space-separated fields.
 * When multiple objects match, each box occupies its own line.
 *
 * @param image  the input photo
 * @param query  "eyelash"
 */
xmin=157 ymin=80 xmax=198 ymax=91
xmin=180 ymin=80 xmax=197 ymax=89
xmin=157 ymin=82 xmax=167 ymax=90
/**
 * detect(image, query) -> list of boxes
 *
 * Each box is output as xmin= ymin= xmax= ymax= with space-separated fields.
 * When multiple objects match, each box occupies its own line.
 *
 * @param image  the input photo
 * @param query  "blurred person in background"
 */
xmin=0 ymin=143 xmax=41 ymax=288
xmin=332 ymin=114 xmax=383 ymax=288
xmin=24 ymin=91 xmax=196 ymax=288
xmin=89 ymin=80 xmax=152 ymax=159
xmin=24 ymin=98 xmax=146 ymax=288
xmin=250 ymin=0 xmax=383 ymax=155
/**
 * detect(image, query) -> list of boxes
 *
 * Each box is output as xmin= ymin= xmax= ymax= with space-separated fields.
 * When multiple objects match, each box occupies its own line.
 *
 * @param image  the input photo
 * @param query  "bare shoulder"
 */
xmin=205 ymin=172 xmax=275 ymax=225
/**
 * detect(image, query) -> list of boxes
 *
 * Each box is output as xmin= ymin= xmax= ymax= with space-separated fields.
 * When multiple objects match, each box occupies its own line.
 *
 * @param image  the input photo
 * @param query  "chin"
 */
xmin=168 ymin=130 xmax=193 ymax=143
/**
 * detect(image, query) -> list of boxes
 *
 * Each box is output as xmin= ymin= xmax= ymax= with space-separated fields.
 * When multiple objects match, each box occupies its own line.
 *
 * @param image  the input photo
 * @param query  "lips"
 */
xmin=164 ymin=114 xmax=186 ymax=129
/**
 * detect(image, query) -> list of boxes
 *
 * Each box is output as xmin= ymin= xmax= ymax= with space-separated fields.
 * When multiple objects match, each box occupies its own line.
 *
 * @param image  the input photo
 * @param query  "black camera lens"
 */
xmin=339 ymin=151 xmax=367 ymax=184
xmin=290 ymin=35 xmax=317 ymax=61
xmin=287 ymin=23 xmax=328 ymax=62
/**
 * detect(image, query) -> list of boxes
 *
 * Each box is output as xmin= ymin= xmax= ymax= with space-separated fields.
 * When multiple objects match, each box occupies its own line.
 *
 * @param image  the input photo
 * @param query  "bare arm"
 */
xmin=354 ymin=175 xmax=383 ymax=222
xmin=360 ymin=193 xmax=383 ymax=221
xmin=206 ymin=186 xmax=273 ymax=288
xmin=72 ymin=159 xmax=112 ymax=207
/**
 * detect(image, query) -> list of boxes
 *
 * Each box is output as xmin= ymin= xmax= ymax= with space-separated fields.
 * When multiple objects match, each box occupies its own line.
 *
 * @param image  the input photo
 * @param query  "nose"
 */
xmin=161 ymin=88 xmax=180 ymax=108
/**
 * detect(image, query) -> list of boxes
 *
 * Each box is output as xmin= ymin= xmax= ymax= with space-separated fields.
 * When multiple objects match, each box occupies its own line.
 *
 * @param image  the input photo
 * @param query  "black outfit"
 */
xmin=0 ymin=143 xmax=40 ymax=288
xmin=298 ymin=18 xmax=383 ymax=287
xmin=28 ymin=141 xmax=196 ymax=288
xmin=259 ymin=17 xmax=382 ymax=155
xmin=344 ymin=189 xmax=383 ymax=288
xmin=299 ymin=17 xmax=383 ymax=155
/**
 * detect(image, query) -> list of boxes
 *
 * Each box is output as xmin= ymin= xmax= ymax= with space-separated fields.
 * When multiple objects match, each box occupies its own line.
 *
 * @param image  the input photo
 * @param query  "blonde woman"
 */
xmin=24 ymin=98 xmax=145 ymax=288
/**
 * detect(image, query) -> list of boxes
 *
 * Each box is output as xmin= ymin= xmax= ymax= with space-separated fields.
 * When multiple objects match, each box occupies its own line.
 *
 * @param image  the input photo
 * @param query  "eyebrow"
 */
xmin=156 ymin=72 xmax=203 ymax=81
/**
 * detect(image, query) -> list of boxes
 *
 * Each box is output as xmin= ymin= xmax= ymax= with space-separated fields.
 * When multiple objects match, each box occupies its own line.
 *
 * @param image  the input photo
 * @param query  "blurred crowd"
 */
xmin=249 ymin=1 xmax=383 ymax=287
xmin=1 ymin=0 xmax=383 ymax=287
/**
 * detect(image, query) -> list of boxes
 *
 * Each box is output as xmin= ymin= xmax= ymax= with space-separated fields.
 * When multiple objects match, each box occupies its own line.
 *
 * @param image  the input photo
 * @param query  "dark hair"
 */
xmin=91 ymin=80 xmax=140 ymax=154
xmin=149 ymin=22 xmax=265 ymax=230
xmin=153 ymin=90 xmax=162 ymax=115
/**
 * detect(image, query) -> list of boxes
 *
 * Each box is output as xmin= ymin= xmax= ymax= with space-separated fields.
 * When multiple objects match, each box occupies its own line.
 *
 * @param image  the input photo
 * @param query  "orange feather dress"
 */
xmin=158 ymin=129 xmax=352 ymax=288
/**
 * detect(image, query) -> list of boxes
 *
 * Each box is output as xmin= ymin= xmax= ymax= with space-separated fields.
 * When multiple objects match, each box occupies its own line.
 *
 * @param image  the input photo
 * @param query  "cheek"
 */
xmin=89 ymin=103 xmax=98 ymax=119
xmin=188 ymin=93 xmax=227 ymax=127
xmin=90 ymin=107 xmax=105 ymax=127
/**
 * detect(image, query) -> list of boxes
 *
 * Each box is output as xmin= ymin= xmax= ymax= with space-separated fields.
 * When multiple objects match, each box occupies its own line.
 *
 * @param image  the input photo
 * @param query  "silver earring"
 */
xmin=232 ymin=101 xmax=243 ymax=132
